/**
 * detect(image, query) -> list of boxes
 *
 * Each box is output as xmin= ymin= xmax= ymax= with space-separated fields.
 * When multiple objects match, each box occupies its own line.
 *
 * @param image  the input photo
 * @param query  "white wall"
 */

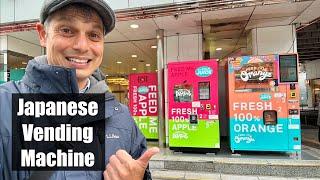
xmin=0 ymin=36 xmax=8 ymax=51
xmin=8 ymin=36 xmax=42 ymax=57
xmin=251 ymin=25 xmax=297 ymax=55
xmin=164 ymin=33 xmax=203 ymax=63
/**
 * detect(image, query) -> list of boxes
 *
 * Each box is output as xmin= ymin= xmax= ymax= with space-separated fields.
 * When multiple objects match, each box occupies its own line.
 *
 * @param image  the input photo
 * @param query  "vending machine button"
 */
xmin=290 ymin=92 xmax=296 ymax=98
xmin=289 ymin=109 xmax=299 ymax=115
xmin=189 ymin=115 xmax=198 ymax=124
xmin=206 ymin=104 xmax=211 ymax=110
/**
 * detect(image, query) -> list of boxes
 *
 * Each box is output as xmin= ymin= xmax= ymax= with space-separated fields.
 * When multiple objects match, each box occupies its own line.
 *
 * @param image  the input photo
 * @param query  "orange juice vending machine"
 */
xmin=227 ymin=54 xmax=301 ymax=153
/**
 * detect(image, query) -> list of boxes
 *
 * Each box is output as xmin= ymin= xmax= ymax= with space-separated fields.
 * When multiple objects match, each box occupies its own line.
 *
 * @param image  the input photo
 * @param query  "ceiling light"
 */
xmin=130 ymin=24 xmax=139 ymax=29
xmin=216 ymin=47 xmax=222 ymax=51
xmin=131 ymin=55 xmax=137 ymax=58
xmin=146 ymin=64 xmax=150 ymax=67
xmin=22 ymin=62 xmax=27 ymax=65
xmin=151 ymin=45 xmax=157 ymax=49
xmin=116 ymin=61 xmax=122 ymax=64
xmin=132 ymin=68 xmax=137 ymax=71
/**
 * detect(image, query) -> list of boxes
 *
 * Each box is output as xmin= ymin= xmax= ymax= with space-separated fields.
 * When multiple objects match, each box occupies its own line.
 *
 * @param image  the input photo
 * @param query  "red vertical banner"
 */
xmin=129 ymin=73 xmax=158 ymax=140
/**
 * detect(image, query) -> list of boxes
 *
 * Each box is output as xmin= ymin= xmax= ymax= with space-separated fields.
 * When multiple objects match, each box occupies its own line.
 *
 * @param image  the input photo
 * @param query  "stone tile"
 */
xmin=150 ymin=160 xmax=165 ymax=169
xmin=164 ymin=161 xmax=215 ymax=172
xmin=258 ymin=176 xmax=298 ymax=180
xmin=221 ymin=174 xmax=259 ymax=180
xmin=185 ymin=172 xmax=221 ymax=180
xmin=151 ymin=170 xmax=185 ymax=179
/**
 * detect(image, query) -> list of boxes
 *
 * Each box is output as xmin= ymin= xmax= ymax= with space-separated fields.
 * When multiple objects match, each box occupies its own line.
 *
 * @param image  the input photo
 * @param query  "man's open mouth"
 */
xmin=66 ymin=57 xmax=92 ymax=64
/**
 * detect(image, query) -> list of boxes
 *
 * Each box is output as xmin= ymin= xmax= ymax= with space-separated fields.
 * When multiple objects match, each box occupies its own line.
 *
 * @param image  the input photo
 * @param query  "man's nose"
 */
xmin=73 ymin=33 xmax=89 ymax=53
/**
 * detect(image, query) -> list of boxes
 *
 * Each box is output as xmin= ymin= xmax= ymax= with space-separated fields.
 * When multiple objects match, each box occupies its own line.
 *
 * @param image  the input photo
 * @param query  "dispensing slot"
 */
xmin=263 ymin=110 xmax=277 ymax=125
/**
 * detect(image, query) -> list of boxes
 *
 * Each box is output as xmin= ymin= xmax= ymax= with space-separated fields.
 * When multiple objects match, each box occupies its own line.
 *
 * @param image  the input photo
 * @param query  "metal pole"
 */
xmin=156 ymin=29 xmax=165 ymax=147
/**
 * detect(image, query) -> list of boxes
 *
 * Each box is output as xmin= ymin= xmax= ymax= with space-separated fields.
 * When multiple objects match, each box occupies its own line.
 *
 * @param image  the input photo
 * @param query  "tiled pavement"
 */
xmin=151 ymin=170 xmax=320 ymax=180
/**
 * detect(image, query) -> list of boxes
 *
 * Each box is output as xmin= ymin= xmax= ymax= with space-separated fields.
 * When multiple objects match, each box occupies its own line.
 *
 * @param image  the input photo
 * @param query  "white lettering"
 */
xmin=17 ymin=98 xmax=98 ymax=117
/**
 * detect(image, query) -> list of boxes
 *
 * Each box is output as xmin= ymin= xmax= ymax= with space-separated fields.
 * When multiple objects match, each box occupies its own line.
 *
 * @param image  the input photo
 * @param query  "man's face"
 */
xmin=37 ymin=6 xmax=105 ymax=82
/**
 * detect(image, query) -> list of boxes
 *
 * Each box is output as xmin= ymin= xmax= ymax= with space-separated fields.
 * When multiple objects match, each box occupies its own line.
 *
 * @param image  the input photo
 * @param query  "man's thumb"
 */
xmin=137 ymin=147 xmax=160 ymax=166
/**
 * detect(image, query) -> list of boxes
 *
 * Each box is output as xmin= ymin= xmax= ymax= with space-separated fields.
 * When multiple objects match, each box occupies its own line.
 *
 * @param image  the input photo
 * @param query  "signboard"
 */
xmin=229 ymin=55 xmax=277 ymax=93
xmin=129 ymin=73 xmax=158 ymax=140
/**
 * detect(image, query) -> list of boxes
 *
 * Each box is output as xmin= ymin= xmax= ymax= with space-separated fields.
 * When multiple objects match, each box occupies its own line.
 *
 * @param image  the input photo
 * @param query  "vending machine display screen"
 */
xmin=198 ymin=82 xmax=210 ymax=100
xmin=279 ymin=54 xmax=298 ymax=83
xmin=174 ymin=84 xmax=193 ymax=102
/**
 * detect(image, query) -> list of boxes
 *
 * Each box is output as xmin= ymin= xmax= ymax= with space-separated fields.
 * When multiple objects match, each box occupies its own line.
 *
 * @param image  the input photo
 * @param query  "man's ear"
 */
xmin=36 ymin=23 xmax=47 ymax=47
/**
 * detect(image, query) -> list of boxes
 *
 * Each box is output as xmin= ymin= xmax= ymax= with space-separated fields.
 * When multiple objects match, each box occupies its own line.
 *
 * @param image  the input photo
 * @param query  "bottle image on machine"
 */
xmin=168 ymin=60 xmax=220 ymax=152
xmin=226 ymin=54 xmax=301 ymax=154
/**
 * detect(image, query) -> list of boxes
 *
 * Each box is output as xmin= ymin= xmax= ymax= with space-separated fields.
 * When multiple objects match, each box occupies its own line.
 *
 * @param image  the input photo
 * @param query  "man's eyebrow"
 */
xmin=92 ymin=24 xmax=104 ymax=32
xmin=55 ymin=16 xmax=74 ymax=22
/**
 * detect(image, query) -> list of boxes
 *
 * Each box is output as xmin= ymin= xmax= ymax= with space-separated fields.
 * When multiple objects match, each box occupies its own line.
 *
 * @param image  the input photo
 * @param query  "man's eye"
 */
xmin=60 ymin=28 xmax=72 ymax=34
xmin=89 ymin=33 xmax=102 ymax=41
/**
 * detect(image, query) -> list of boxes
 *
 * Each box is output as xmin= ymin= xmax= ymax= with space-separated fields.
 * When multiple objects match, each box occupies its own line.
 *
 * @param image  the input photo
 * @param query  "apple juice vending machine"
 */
xmin=168 ymin=60 xmax=220 ymax=151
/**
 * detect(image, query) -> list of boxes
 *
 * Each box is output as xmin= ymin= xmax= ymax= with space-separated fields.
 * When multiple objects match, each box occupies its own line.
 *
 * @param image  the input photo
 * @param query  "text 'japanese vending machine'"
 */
xmin=227 ymin=54 xmax=301 ymax=153
xmin=168 ymin=60 xmax=220 ymax=150
xmin=129 ymin=73 xmax=158 ymax=140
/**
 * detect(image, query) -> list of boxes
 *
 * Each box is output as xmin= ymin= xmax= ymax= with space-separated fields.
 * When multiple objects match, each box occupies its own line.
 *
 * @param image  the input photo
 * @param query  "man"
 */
xmin=0 ymin=0 xmax=159 ymax=179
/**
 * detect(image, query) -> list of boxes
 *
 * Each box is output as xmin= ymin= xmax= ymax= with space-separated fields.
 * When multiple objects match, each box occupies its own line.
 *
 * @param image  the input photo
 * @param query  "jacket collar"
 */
xmin=22 ymin=56 xmax=79 ymax=93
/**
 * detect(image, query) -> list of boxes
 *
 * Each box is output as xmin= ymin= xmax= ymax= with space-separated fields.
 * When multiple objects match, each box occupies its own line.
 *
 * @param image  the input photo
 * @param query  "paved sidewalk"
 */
xmin=302 ymin=127 xmax=320 ymax=149
xmin=151 ymin=170 xmax=320 ymax=180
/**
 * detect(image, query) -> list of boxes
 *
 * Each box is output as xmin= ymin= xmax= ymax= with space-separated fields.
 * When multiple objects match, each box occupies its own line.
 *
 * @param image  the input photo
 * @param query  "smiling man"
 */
xmin=0 ymin=0 xmax=158 ymax=180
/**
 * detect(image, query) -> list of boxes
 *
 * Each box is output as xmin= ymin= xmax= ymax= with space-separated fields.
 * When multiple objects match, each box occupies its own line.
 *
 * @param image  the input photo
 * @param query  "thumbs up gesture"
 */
xmin=103 ymin=147 xmax=160 ymax=180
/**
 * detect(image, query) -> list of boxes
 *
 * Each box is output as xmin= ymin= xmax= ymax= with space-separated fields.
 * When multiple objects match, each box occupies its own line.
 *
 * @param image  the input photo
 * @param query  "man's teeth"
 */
xmin=68 ymin=58 xmax=89 ymax=64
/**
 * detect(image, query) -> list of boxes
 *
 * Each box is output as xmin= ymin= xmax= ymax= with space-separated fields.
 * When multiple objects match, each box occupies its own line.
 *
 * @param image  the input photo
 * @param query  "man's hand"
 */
xmin=103 ymin=147 xmax=160 ymax=180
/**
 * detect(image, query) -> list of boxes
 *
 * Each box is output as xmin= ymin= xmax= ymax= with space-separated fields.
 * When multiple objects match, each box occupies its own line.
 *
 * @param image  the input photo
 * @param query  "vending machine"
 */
xmin=129 ymin=73 xmax=158 ymax=140
xmin=168 ymin=60 xmax=220 ymax=150
xmin=227 ymin=54 xmax=301 ymax=153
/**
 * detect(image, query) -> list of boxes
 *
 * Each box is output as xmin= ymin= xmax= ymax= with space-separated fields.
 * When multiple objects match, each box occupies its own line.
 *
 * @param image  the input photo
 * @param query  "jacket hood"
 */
xmin=21 ymin=55 xmax=109 ymax=93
